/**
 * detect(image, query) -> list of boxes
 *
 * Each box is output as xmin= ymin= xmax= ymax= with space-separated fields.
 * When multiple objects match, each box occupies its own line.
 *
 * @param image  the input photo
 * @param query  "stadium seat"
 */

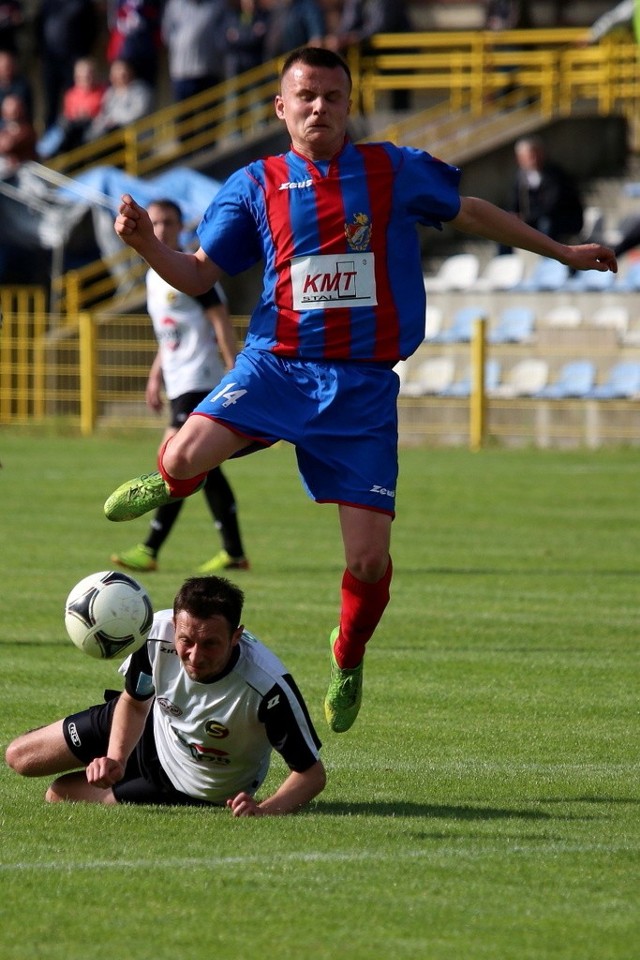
xmin=535 ymin=360 xmax=596 ymax=398
xmin=431 ymin=305 xmax=487 ymax=343
xmin=543 ymin=304 xmax=583 ymax=328
xmin=586 ymin=361 xmax=640 ymax=399
xmin=615 ymin=260 xmax=640 ymax=291
xmin=492 ymin=359 xmax=549 ymax=398
xmin=442 ymin=359 xmax=502 ymax=397
xmin=401 ymin=357 xmax=456 ymax=396
xmin=473 ymin=254 xmax=525 ymax=291
xmin=488 ymin=306 xmax=535 ymax=344
xmin=425 ymin=253 xmax=480 ymax=292
xmin=564 ymin=268 xmax=617 ymax=292
xmin=590 ymin=304 xmax=629 ymax=337
xmin=515 ymin=256 xmax=570 ymax=291
xmin=424 ymin=303 xmax=444 ymax=341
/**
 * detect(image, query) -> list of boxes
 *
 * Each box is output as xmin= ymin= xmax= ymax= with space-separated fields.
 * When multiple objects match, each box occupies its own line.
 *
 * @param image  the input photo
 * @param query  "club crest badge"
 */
xmin=345 ymin=213 xmax=371 ymax=251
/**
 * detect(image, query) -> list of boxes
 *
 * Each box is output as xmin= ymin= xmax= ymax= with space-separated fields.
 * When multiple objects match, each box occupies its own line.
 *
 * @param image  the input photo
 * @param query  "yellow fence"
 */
xmin=0 ymin=305 xmax=250 ymax=435
xmin=3 ymin=302 xmax=640 ymax=449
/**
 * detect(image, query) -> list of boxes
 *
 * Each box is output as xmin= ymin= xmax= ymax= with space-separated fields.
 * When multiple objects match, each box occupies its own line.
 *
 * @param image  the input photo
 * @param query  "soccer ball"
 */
xmin=64 ymin=571 xmax=154 ymax=660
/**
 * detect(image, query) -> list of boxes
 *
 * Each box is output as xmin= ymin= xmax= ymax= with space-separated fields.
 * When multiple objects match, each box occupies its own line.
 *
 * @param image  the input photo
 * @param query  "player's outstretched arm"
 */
xmin=452 ymin=196 xmax=617 ymax=273
xmin=114 ymin=193 xmax=222 ymax=295
xmin=226 ymin=760 xmax=327 ymax=816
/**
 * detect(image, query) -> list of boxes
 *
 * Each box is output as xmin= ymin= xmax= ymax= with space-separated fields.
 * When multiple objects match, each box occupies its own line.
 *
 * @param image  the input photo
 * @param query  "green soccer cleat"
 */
xmin=104 ymin=472 xmax=174 ymax=522
xmin=111 ymin=544 xmax=158 ymax=572
xmin=197 ymin=550 xmax=251 ymax=574
xmin=324 ymin=627 xmax=363 ymax=733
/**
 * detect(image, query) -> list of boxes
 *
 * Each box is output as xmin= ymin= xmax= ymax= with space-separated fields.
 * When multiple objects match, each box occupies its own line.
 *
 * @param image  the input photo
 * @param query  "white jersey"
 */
xmin=120 ymin=610 xmax=321 ymax=803
xmin=146 ymin=269 xmax=227 ymax=400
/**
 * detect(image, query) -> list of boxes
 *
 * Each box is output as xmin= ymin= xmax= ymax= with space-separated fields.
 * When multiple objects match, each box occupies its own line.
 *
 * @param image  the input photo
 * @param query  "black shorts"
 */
xmin=62 ymin=691 xmax=222 ymax=807
xmin=169 ymin=391 xmax=209 ymax=430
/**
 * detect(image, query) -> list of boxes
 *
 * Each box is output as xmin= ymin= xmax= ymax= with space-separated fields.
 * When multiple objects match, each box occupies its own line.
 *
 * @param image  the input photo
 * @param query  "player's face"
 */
xmin=173 ymin=611 xmax=242 ymax=683
xmin=148 ymin=204 xmax=182 ymax=250
xmin=275 ymin=63 xmax=351 ymax=161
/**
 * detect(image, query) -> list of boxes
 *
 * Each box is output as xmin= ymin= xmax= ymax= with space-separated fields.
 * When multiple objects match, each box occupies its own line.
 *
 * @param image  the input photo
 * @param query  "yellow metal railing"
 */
xmin=357 ymin=29 xmax=639 ymax=122
xmin=0 ymin=286 xmax=48 ymax=422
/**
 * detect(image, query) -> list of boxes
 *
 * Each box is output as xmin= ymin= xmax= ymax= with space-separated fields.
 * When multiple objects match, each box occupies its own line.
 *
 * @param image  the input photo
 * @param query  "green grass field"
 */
xmin=1 ymin=428 xmax=638 ymax=959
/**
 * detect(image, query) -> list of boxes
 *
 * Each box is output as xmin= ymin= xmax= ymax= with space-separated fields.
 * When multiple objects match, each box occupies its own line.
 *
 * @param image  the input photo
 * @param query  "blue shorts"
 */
xmin=192 ymin=349 xmax=400 ymax=515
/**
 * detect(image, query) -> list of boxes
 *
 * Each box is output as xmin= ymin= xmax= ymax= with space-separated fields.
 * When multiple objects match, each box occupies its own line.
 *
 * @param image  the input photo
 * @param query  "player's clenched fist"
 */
xmin=114 ymin=194 xmax=154 ymax=250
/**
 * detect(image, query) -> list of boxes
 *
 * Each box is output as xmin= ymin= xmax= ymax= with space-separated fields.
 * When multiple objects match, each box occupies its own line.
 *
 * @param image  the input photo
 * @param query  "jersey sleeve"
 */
xmin=123 ymin=642 xmax=156 ymax=701
xmin=397 ymin=146 xmax=462 ymax=227
xmin=258 ymin=674 xmax=322 ymax=772
xmin=197 ymin=168 xmax=264 ymax=276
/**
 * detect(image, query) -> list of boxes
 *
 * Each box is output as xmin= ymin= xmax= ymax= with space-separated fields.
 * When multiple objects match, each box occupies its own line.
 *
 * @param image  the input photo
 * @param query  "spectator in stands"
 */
xmin=85 ymin=57 xmax=153 ymax=140
xmin=0 ymin=48 xmax=31 ymax=119
xmin=324 ymin=0 xmax=413 ymax=110
xmin=224 ymin=0 xmax=270 ymax=79
xmin=37 ymin=56 xmax=107 ymax=159
xmin=484 ymin=0 xmax=522 ymax=30
xmin=106 ymin=0 xmax=163 ymax=87
xmin=262 ymin=0 xmax=326 ymax=60
xmin=34 ymin=0 xmax=100 ymax=131
xmin=0 ymin=92 xmax=36 ymax=178
xmin=508 ymin=136 xmax=584 ymax=243
xmin=161 ymin=0 xmax=227 ymax=101
xmin=0 ymin=1 xmax=24 ymax=55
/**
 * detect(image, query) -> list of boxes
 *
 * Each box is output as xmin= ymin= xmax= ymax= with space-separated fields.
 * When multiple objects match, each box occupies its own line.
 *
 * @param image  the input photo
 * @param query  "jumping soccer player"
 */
xmin=103 ymin=46 xmax=617 ymax=734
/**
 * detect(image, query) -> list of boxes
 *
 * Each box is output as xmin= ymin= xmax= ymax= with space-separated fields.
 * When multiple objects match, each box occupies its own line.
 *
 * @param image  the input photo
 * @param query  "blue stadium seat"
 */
xmin=615 ymin=261 xmax=640 ymax=291
xmin=586 ymin=361 xmax=640 ymax=399
xmin=441 ymin=359 xmax=502 ymax=397
xmin=431 ymin=305 xmax=487 ymax=343
xmin=488 ymin=306 xmax=535 ymax=343
xmin=515 ymin=256 xmax=569 ymax=291
xmin=564 ymin=268 xmax=617 ymax=292
xmin=535 ymin=360 xmax=596 ymax=398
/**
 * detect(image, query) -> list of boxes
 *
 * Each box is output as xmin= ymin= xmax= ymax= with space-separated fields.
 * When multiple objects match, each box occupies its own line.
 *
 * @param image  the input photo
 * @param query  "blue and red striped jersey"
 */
xmin=197 ymin=139 xmax=461 ymax=362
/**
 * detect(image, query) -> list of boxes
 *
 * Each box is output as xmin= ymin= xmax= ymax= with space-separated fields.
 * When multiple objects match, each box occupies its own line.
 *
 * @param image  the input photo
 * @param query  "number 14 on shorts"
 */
xmin=210 ymin=383 xmax=248 ymax=408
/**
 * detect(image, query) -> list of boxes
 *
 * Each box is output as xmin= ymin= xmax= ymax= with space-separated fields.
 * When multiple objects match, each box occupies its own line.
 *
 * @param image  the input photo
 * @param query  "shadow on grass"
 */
xmin=311 ymin=800 xmax=560 ymax=820
xmin=405 ymin=566 xmax=639 ymax=578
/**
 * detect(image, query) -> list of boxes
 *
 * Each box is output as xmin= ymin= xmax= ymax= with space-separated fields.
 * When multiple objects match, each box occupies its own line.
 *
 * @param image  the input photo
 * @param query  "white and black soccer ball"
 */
xmin=64 ymin=571 xmax=154 ymax=660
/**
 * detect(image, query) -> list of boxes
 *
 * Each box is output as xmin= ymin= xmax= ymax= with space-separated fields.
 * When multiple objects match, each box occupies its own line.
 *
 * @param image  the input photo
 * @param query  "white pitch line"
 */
xmin=1 ymin=843 xmax=637 ymax=873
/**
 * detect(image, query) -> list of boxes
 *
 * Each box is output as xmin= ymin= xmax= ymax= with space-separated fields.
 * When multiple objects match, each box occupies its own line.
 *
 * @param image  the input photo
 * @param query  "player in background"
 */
xmin=5 ymin=576 xmax=325 ymax=814
xmin=103 ymin=47 xmax=617 ymax=735
xmin=111 ymin=199 xmax=250 ymax=575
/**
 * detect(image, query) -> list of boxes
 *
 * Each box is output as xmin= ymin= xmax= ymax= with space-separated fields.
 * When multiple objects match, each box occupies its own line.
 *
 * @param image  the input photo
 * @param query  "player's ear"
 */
xmin=232 ymin=626 xmax=244 ymax=646
xmin=274 ymin=95 xmax=285 ymax=119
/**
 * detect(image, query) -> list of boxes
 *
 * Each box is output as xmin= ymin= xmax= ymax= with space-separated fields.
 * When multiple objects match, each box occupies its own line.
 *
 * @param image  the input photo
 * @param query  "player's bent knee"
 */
xmin=4 ymin=741 xmax=34 ymax=776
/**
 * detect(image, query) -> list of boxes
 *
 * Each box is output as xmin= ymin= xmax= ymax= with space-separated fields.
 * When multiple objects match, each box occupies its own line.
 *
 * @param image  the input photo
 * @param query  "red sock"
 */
xmin=333 ymin=558 xmax=392 ymax=669
xmin=158 ymin=438 xmax=207 ymax=499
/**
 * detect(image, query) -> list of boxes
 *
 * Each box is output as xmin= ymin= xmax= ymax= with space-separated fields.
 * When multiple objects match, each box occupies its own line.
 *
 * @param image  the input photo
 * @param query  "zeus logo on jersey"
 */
xmin=279 ymin=179 xmax=313 ymax=190
xmin=291 ymin=253 xmax=377 ymax=310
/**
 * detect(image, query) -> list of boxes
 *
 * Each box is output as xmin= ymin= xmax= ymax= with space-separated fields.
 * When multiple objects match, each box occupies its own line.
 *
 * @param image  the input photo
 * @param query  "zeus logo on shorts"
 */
xmin=290 ymin=253 xmax=377 ymax=310
xmin=370 ymin=484 xmax=395 ymax=499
